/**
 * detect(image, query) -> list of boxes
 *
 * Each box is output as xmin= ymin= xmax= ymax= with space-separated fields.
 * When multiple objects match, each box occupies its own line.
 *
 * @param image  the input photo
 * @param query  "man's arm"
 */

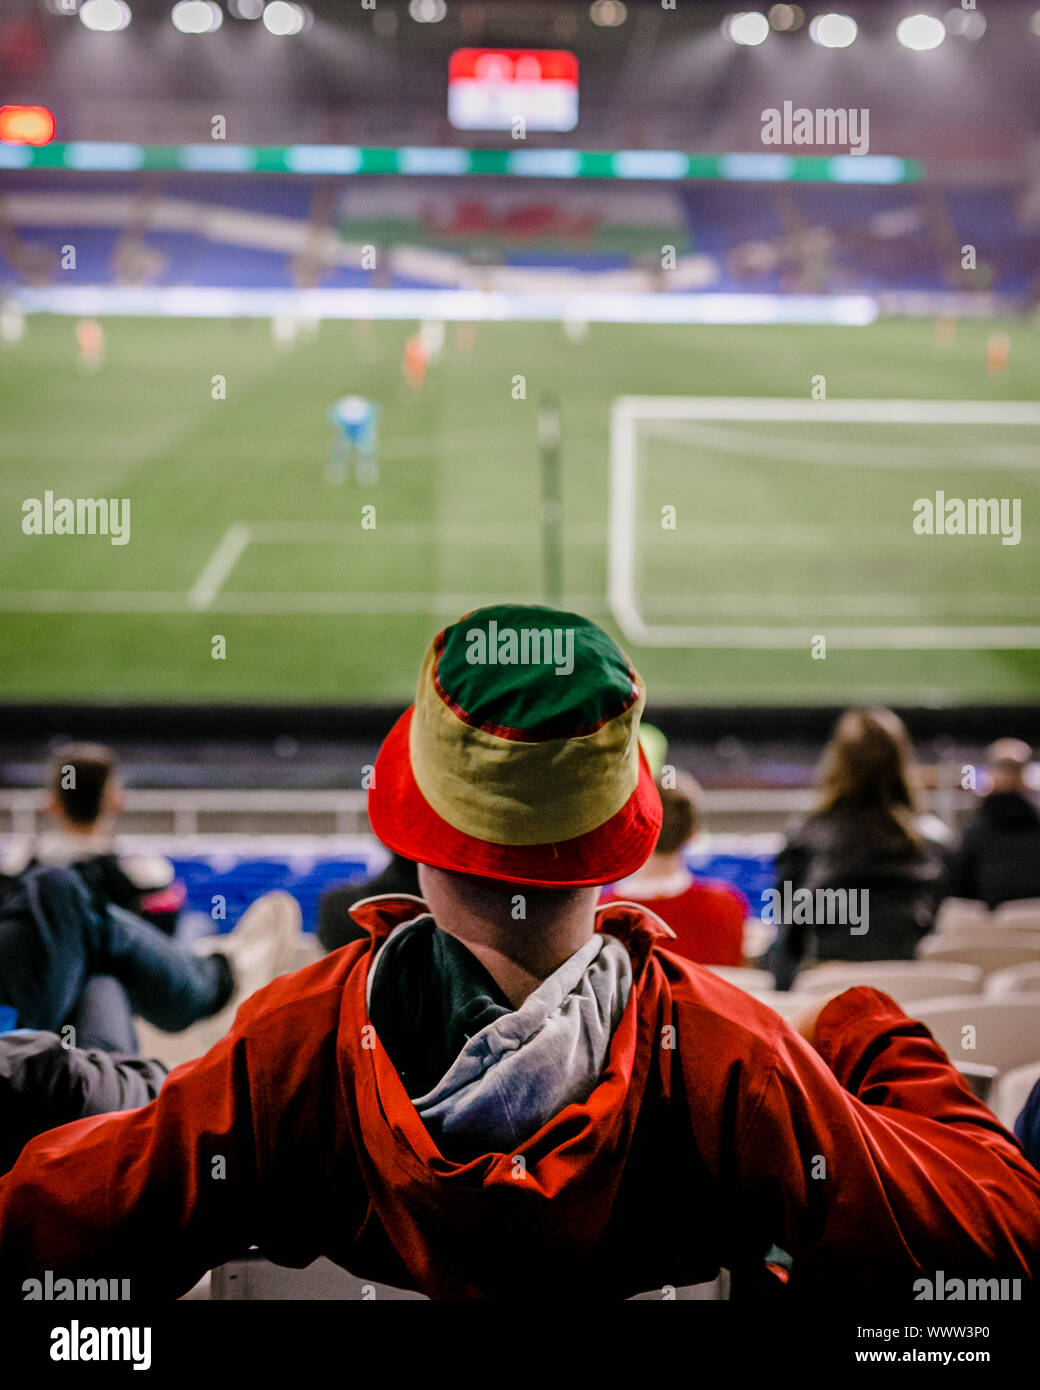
xmin=0 ymin=951 xmax=359 ymax=1300
xmin=0 ymin=1023 xmax=261 ymax=1299
xmin=0 ymin=1031 xmax=167 ymax=1174
xmin=735 ymin=987 xmax=1040 ymax=1291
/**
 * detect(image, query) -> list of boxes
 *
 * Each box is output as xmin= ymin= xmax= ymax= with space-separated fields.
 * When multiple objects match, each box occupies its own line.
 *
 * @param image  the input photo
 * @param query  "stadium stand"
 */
xmin=2 ymin=175 xmax=1037 ymax=299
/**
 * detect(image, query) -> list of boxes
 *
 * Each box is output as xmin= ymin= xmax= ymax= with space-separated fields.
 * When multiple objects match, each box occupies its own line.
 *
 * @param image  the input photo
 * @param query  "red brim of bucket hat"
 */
xmin=368 ymin=705 xmax=663 ymax=889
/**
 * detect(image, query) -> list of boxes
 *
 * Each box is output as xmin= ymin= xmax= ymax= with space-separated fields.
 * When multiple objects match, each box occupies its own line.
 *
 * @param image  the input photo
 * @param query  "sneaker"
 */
xmin=201 ymin=891 xmax=302 ymax=1007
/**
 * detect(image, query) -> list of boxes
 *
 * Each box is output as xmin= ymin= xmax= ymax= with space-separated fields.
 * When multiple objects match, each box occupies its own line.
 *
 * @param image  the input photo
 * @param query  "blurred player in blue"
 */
xmin=326 ymin=395 xmax=380 ymax=486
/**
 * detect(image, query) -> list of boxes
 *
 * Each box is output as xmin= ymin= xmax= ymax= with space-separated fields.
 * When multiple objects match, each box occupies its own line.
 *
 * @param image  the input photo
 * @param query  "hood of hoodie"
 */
xmin=339 ymin=894 xmax=690 ymax=1298
xmin=366 ymin=912 xmax=633 ymax=1162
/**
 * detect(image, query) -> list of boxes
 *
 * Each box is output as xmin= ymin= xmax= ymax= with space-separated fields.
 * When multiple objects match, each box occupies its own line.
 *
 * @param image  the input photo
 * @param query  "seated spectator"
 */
xmin=1017 ymin=1076 xmax=1040 ymax=1175
xmin=317 ymin=850 xmax=420 ymax=954
xmin=0 ymin=608 xmax=1037 ymax=1299
xmin=1 ymin=743 xmax=185 ymax=936
xmin=602 ymin=773 xmax=748 ymax=967
xmin=0 ymin=865 xmax=235 ymax=1054
xmin=0 ymin=1029 xmax=166 ymax=1173
xmin=766 ymin=707 xmax=949 ymax=990
xmin=950 ymin=739 xmax=1040 ymax=908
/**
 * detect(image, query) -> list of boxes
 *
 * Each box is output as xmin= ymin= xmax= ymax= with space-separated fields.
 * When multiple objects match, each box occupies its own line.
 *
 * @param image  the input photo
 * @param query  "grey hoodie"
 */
xmin=366 ymin=916 xmax=632 ymax=1158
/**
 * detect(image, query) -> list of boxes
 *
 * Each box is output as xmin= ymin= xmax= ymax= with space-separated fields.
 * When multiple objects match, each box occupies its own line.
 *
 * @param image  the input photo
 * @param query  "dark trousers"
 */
xmin=0 ymin=867 xmax=230 ymax=1053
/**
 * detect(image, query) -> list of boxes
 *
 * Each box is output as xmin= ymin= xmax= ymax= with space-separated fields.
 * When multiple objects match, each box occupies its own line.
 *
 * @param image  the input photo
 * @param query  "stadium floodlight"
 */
xmin=808 ymin=13 xmax=857 ymax=48
xmin=590 ymin=0 xmax=627 ymax=25
xmin=408 ymin=0 xmax=447 ymax=21
xmin=768 ymin=3 xmax=804 ymax=30
xmin=944 ymin=8 xmax=985 ymax=39
xmin=171 ymin=0 xmax=223 ymax=33
xmin=724 ymin=11 xmax=770 ymax=45
xmin=78 ymin=0 xmax=131 ymax=30
xmin=895 ymin=13 xmax=946 ymax=50
xmin=262 ymin=0 xmax=303 ymax=33
xmin=228 ymin=0 xmax=262 ymax=14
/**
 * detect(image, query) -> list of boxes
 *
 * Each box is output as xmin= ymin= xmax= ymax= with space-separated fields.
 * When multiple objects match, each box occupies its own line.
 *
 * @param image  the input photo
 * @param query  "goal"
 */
xmin=607 ymin=396 xmax=1040 ymax=651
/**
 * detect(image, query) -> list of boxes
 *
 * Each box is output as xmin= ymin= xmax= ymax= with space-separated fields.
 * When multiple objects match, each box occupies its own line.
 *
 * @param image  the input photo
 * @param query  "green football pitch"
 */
xmin=2 ymin=313 xmax=1039 ymax=706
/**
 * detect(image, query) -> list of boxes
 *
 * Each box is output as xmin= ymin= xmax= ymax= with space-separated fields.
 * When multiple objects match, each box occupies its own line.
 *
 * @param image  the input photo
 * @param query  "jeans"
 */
xmin=0 ymin=867 xmax=232 ymax=1052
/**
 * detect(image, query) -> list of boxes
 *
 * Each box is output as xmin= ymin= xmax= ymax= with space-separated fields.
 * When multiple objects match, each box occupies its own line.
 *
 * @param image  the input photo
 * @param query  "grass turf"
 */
xmin=1 ymin=313 xmax=1038 ymax=705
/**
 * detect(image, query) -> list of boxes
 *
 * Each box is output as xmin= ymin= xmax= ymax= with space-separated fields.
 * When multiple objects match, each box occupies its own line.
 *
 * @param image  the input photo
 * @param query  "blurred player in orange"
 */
xmin=75 ymin=318 xmax=105 ymax=374
xmin=403 ymin=332 xmax=429 ymax=392
xmin=986 ymin=331 xmax=1010 ymax=375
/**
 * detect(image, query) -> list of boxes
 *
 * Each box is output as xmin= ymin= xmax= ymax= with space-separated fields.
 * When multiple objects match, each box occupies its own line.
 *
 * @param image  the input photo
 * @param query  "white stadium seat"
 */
xmin=934 ymin=899 xmax=990 ymax=934
xmin=794 ymin=961 xmax=983 ymax=1006
xmin=747 ymin=990 xmax=823 ymax=1020
xmin=990 ymin=1060 xmax=1040 ymax=1132
xmin=993 ymin=900 xmax=1040 ymax=931
xmin=704 ymin=966 xmax=774 ymax=992
xmin=208 ymin=1253 xmax=728 ymax=1300
xmin=901 ymin=994 xmax=1040 ymax=1074
xmin=984 ymin=962 xmax=1040 ymax=997
xmin=917 ymin=933 xmax=1040 ymax=975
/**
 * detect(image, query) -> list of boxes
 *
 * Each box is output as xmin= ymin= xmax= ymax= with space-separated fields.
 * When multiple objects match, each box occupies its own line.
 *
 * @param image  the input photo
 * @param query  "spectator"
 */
xmin=767 ymin=707 xmax=950 ymax=990
xmin=950 ymin=739 xmax=1040 ymax=908
xmin=0 ymin=1029 xmax=166 ymax=1173
xmin=1016 ymin=1076 xmax=1040 ymax=1174
xmin=0 ymin=608 xmax=1037 ymax=1299
xmin=317 ymin=850 xmax=420 ymax=953
xmin=603 ymin=773 xmax=748 ymax=966
xmin=1 ymin=743 xmax=185 ymax=936
xmin=0 ymin=865 xmax=235 ymax=1054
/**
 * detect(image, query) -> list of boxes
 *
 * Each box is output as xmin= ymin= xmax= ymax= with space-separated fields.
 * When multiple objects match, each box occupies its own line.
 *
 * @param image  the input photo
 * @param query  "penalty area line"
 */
xmin=188 ymin=524 xmax=253 ymax=611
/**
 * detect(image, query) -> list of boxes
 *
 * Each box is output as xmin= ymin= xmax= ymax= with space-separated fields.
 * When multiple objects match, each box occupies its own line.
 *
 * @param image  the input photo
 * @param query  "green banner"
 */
xmin=0 ymin=141 xmax=923 ymax=185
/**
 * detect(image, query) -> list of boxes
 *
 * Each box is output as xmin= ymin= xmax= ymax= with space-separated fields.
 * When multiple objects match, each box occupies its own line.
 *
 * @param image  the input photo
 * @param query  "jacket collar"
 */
xmin=347 ymin=892 xmax=676 ymax=978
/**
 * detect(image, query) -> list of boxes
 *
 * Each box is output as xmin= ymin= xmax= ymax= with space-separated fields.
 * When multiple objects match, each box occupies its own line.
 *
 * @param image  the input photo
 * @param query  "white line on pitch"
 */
xmin=0 ymin=590 xmax=610 ymax=616
xmin=627 ymin=623 xmax=1040 ymax=651
xmin=246 ymin=521 xmax=605 ymax=544
xmin=187 ymin=523 xmax=253 ymax=611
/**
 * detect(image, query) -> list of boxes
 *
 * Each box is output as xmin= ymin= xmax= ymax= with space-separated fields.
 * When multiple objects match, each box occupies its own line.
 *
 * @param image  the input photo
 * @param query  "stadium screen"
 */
xmin=447 ymin=48 xmax=579 ymax=133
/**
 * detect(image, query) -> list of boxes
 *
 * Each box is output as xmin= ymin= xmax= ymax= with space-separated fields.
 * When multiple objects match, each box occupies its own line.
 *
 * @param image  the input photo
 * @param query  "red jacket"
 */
xmin=0 ymin=895 xmax=1038 ymax=1300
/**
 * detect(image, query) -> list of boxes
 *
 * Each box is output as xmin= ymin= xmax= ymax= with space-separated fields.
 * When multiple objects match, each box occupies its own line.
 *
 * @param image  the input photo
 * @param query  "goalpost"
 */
xmin=608 ymin=396 xmax=1040 ymax=651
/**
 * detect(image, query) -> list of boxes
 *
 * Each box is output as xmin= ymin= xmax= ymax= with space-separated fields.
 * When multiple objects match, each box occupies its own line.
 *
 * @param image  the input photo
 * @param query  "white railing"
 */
xmin=0 ymin=788 xmax=368 ymax=837
xmin=0 ymin=785 xmax=973 ymax=839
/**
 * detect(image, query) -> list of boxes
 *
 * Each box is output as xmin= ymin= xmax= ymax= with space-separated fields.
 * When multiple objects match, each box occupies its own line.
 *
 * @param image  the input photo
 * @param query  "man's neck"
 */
xmin=421 ymin=896 xmax=598 ymax=1009
xmin=417 ymin=867 xmax=603 ymax=1009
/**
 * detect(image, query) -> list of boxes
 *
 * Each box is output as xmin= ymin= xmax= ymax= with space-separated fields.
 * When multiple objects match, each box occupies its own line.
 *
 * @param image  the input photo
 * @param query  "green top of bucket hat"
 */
xmin=433 ymin=604 xmax=639 ymax=741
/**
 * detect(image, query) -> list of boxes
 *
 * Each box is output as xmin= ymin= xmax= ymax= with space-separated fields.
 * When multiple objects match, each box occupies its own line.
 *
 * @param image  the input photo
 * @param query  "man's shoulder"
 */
xmin=647 ymin=948 xmax=791 ymax=1054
